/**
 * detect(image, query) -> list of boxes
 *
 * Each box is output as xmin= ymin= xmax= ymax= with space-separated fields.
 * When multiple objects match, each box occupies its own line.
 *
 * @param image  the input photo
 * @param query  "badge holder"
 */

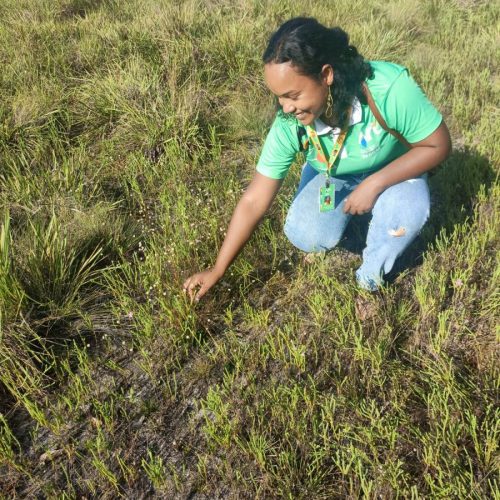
xmin=319 ymin=179 xmax=335 ymax=212
xmin=305 ymin=118 xmax=349 ymax=213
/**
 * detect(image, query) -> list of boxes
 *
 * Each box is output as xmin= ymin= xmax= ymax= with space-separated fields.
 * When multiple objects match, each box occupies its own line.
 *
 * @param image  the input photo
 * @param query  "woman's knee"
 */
xmin=284 ymin=173 xmax=352 ymax=252
xmin=372 ymin=177 xmax=430 ymax=234
xmin=284 ymin=217 xmax=342 ymax=252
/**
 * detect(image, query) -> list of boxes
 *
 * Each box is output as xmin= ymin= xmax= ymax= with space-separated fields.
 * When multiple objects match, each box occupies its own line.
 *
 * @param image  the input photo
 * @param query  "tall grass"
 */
xmin=0 ymin=0 xmax=498 ymax=497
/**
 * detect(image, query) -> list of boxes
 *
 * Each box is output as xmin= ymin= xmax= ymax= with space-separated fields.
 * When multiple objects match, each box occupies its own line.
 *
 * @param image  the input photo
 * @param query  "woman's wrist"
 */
xmin=212 ymin=263 xmax=226 ymax=279
xmin=363 ymin=173 xmax=387 ymax=193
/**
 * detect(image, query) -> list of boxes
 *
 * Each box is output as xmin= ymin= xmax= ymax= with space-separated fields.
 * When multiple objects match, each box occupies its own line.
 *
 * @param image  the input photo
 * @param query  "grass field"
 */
xmin=0 ymin=0 xmax=498 ymax=497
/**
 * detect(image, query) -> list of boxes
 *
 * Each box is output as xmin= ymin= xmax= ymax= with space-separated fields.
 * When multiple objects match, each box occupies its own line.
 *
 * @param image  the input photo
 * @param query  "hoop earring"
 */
xmin=325 ymin=88 xmax=333 ymax=119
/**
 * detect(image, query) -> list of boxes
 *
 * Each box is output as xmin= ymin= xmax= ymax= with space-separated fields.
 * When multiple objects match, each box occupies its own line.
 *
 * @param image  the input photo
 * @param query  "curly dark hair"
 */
xmin=263 ymin=17 xmax=373 ymax=129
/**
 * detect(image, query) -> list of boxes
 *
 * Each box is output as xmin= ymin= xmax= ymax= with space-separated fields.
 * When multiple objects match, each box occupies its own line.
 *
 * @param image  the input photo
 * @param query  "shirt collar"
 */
xmin=313 ymin=96 xmax=362 ymax=136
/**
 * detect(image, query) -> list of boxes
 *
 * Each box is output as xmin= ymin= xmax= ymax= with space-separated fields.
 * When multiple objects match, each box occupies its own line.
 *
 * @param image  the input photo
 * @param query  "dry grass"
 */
xmin=0 ymin=0 xmax=498 ymax=497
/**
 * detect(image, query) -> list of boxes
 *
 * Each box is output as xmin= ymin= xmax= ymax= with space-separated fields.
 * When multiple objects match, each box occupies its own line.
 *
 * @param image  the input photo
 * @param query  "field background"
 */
xmin=0 ymin=0 xmax=498 ymax=498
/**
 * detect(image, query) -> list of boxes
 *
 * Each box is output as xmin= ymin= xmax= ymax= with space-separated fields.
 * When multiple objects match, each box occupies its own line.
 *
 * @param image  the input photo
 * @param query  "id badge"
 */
xmin=319 ymin=183 xmax=335 ymax=212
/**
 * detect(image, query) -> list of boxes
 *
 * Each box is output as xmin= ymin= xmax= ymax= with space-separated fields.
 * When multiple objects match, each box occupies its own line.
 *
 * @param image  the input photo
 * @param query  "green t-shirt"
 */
xmin=256 ymin=61 xmax=443 ymax=179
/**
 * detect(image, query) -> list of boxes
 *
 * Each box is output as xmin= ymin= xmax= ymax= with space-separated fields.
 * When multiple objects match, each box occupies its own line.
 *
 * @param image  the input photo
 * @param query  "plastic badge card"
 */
xmin=319 ymin=184 xmax=335 ymax=212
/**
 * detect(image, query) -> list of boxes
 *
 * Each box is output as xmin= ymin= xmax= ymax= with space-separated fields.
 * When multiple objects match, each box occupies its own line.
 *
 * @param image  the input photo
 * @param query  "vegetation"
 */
xmin=0 ymin=0 xmax=498 ymax=497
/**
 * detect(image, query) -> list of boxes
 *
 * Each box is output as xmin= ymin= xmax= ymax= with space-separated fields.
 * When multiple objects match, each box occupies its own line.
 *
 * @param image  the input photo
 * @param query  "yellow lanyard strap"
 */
xmin=305 ymin=125 xmax=348 ymax=177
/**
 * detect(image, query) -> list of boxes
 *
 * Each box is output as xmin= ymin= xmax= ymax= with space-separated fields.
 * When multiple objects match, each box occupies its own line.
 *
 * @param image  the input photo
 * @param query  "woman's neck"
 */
xmin=319 ymin=113 xmax=336 ymax=128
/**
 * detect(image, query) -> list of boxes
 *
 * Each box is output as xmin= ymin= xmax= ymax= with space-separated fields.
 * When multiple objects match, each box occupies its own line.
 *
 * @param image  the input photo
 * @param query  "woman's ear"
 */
xmin=321 ymin=64 xmax=334 ymax=85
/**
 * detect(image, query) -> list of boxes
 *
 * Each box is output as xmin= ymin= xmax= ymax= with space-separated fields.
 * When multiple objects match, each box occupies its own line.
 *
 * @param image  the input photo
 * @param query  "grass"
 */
xmin=0 ymin=0 xmax=498 ymax=497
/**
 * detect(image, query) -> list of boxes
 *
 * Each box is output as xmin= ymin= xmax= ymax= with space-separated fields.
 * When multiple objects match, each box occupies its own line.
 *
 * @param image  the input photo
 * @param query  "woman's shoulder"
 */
xmin=273 ymin=109 xmax=301 ymax=129
xmin=268 ymin=110 xmax=303 ymax=143
xmin=365 ymin=60 xmax=409 ymax=97
xmin=262 ymin=110 xmax=302 ymax=151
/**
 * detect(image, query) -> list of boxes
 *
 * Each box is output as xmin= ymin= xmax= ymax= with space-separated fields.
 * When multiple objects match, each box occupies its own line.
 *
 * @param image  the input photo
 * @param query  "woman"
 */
xmin=183 ymin=17 xmax=451 ymax=302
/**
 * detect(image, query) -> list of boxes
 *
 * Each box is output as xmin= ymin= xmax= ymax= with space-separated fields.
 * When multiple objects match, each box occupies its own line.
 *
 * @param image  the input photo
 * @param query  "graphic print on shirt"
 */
xmin=359 ymin=121 xmax=383 ymax=158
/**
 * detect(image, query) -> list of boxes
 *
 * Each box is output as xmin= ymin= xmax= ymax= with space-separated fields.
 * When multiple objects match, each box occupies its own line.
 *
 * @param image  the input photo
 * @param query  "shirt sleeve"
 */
xmin=256 ymin=113 xmax=300 ymax=179
xmin=382 ymin=69 xmax=443 ymax=143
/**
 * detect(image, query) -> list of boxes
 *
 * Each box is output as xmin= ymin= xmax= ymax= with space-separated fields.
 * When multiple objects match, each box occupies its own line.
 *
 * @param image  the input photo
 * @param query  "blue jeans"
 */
xmin=284 ymin=163 xmax=430 ymax=291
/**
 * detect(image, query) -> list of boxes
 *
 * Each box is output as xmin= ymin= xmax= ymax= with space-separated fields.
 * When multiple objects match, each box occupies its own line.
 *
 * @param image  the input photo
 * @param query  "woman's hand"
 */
xmin=182 ymin=268 xmax=223 ymax=302
xmin=343 ymin=179 xmax=382 ymax=215
xmin=343 ymin=123 xmax=451 ymax=216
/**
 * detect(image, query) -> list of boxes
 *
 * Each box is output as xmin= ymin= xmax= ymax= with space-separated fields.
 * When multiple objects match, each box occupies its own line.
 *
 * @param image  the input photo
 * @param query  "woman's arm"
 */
xmin=343 ymin=120 xmax=452 ymax=215
xmin=183 ymin=172 xmax=283 ymax=301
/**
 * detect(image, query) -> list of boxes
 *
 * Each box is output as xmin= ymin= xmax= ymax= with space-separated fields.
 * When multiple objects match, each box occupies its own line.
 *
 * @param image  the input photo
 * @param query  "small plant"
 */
xmin=0 ymin=413 xmax=24 ymax=472
xmin=141 ymin=449 xmax=167 ymax=489
xmin=0 ymin=0 xmax=497 ymax=498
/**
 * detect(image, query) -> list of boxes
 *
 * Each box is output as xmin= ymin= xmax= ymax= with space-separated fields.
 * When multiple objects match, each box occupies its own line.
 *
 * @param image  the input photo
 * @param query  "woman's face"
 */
xmin=264 ymin=61 xmax=334 ymax=126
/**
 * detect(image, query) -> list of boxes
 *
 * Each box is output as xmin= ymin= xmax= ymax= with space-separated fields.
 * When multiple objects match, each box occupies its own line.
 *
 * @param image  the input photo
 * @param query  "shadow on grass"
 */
xmin=337 ymin=147 xmax=496 ymax=281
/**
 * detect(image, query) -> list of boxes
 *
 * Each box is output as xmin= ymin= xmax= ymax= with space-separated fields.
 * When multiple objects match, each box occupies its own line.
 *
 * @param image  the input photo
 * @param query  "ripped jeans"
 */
xmin=284 ymin=163 xmax=430 ymax=291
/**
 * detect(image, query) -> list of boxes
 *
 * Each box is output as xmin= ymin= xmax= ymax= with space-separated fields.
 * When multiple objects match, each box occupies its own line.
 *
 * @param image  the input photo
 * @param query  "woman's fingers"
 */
xmin=194 ymin=274 xmax=217 ymax=301
xmin=189 ymin=280 xmax=201 ymax=300
xmin=182 ymin=269 xmax=221 ymax=302
xmin=182 ymin=278 xmax=191 ymax=293
xmin=183 ymin=274 xmax=209 ymax=301
xmin=343 ymin=197 xmax=371 ymax=215
xmin=182 ymin=275 xmax=200 ymax=300
xmin=195 ymin=283 xmax=208 ymax=301
xmin=343 ymin=197 xmax=350 ymax=214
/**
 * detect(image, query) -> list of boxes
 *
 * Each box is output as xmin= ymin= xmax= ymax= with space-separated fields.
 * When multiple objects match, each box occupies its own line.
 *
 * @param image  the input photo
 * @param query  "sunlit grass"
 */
xmin=0 ymin=0 xmax=498 ymax=497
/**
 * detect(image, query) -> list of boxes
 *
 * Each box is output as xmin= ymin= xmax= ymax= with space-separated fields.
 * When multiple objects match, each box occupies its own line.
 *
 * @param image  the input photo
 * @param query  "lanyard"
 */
xmin=305 ymin=118 xmax=350 ymax=213
xmin=304 ymin=106 xmax=352 ymax=178
xmin=304 ymin=124 xmax=348 ymax=179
